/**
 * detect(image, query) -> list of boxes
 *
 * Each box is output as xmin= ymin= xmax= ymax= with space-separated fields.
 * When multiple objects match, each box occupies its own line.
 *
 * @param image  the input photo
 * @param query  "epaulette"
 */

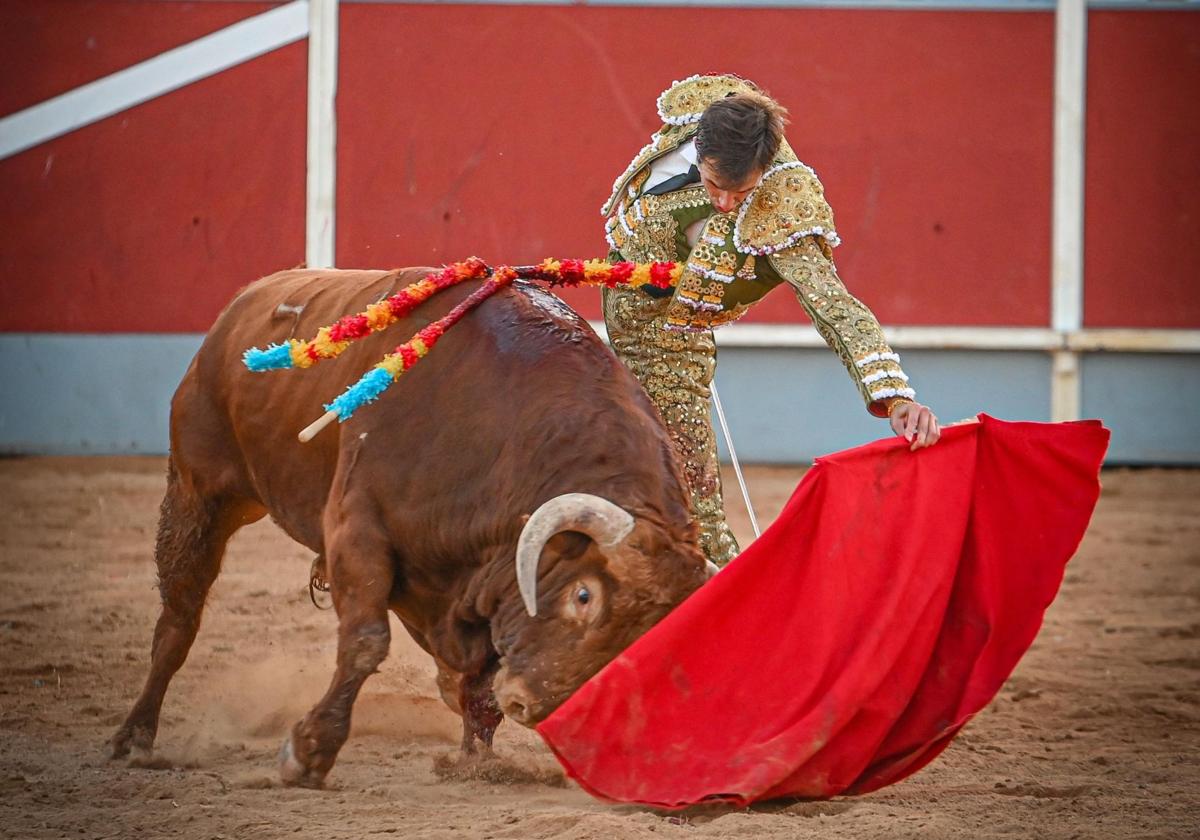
xmin=656 ymin=73 xmax=759 ymax=125
xmin=734 ymin=154 xmax=841 ymax=256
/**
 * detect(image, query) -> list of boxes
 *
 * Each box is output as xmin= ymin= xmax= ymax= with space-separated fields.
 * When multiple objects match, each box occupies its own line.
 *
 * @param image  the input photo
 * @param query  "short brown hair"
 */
xmin=695 ymin=92 xmax=788 ymax=184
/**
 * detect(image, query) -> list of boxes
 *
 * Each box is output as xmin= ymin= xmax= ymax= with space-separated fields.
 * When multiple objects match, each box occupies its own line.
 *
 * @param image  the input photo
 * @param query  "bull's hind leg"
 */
xmin=111 ymin=464 xmax=262 ymax=759
xmin=279 ymin=527 xmax=394 ymax=788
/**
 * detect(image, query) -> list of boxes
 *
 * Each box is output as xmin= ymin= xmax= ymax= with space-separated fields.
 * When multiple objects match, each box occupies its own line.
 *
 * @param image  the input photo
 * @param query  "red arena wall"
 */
xmin=1084 ymin=11 xmax=1200 ymax=329
xmin=1 ymin=2 xmax=1196 ymax=333
xmin=0 ymin=1 xmax=307 ymax=334
xmin=335 ymin=5 xmax=1055 ymax=328
xmin=0 ymin=0 xmax=267 ymax=116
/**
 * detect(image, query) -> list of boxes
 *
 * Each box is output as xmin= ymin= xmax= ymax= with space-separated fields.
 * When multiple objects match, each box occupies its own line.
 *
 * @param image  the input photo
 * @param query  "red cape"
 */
xmin=536 ymin=415 xmax=1109 ymax=807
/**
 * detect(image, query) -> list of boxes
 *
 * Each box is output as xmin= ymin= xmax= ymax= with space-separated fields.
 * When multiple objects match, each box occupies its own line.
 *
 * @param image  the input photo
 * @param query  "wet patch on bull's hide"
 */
xmin=431 ymin=750 xmax=567 ymax=788
xmin=490 ymin=283 xmax=596 ymax=363
xmin=513 ymin=281 xmax=586 ymax=325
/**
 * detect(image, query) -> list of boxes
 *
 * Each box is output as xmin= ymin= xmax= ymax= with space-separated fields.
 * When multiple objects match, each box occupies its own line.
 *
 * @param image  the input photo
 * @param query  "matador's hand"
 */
xmin=889 ymin=401 xmax=941 ymax=451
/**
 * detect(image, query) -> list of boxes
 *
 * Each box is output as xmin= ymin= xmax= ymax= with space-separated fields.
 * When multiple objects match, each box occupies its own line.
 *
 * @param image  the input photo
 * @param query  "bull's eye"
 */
xmin=563 ymin=580 xmax=599 ymax=621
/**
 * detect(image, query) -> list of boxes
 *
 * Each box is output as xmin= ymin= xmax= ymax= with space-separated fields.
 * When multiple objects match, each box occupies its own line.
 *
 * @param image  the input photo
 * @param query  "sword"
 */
xmin=711 ymin=382 xmax=761 ymax=539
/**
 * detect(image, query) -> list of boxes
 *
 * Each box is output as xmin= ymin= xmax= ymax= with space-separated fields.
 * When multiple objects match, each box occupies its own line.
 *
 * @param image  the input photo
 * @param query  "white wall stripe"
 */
xmin=585 ymin=323 xmax=1200 ymax=352
xmin=0 ymin=1 xmax=309 ymax=161
xmin=1068 ymin=329 xmax=1200 ymax=352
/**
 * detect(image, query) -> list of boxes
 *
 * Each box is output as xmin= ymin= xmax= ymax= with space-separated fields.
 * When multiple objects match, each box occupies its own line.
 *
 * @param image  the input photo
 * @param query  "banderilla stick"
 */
xmin=299 ymin=410 xmax=337 ymax=442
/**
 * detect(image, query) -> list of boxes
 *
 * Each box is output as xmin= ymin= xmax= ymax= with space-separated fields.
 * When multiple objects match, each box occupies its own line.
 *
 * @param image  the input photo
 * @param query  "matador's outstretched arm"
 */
xmin=768 ymin=237 xmax=916 ymax=418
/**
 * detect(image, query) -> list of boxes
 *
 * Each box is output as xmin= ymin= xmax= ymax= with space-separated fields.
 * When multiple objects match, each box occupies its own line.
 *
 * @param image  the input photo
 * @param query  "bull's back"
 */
xmin=172 ymin=267 xmax=659 ymax=556
xmin=173 ymin=268 xmax=431 ymax=550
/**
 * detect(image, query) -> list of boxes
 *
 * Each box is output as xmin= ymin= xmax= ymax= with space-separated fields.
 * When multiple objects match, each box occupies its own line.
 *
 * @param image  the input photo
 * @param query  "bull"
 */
xmin=110 ymin=268 xmax=708 ymax=787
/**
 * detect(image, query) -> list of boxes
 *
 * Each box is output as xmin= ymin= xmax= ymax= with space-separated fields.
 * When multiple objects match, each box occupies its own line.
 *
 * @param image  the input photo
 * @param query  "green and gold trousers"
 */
xmin=602 ymin=284 xmax=740 ymax=567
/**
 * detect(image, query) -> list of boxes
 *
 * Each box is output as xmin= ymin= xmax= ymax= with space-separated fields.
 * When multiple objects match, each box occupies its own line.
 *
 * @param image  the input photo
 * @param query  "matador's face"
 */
xmin=697 ymin=158 xmax=764 ymax=214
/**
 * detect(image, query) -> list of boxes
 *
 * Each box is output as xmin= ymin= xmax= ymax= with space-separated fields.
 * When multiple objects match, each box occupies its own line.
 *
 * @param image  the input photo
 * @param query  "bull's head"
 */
xmin=491 ymin=493 xmax=707 ymax=726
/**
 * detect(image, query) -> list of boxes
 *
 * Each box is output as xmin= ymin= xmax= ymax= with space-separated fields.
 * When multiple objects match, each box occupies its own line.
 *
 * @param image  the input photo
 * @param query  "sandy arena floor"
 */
xmin=0 ymin=457 xmax=1197 ymax=839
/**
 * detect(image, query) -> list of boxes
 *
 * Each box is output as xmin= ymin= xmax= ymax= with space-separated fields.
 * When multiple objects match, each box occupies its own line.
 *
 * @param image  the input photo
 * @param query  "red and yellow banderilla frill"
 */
xmin=242 ymin=258 xmax=682 ymax=439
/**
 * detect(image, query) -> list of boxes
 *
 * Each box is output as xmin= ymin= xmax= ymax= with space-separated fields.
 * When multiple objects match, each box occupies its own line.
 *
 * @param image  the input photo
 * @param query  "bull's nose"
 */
xmin=494 ymin=675 xmax=537 ymax=726
xmin=504 ymin=698 xmax=532 ymax=725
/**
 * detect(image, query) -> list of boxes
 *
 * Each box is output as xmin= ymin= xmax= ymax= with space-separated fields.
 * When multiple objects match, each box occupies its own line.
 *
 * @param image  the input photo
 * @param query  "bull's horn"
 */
xmin=515 ymin=493 xmax=636 ymax=617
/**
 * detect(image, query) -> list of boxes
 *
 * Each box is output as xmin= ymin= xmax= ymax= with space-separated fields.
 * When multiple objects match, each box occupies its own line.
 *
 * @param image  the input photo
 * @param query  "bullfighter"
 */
xmin=602 ymin=73 xmax=941 ymax=566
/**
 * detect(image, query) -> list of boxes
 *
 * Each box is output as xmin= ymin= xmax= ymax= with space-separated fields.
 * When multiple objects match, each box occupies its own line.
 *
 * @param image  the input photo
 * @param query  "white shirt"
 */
xmin=643 ymin=139 xmax=699 ymax=193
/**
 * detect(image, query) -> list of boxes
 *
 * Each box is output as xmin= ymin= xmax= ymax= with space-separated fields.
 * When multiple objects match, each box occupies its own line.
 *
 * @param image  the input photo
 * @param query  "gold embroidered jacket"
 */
xmin=601 ymin=74 xmax=916 ymax=416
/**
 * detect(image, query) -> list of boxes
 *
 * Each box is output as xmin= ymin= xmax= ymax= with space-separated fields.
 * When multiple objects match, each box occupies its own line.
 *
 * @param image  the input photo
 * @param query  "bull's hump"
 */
xmin=512 ymin=281 xmax=587 ymax=326
xmin=484 ymin=282 xmax=601 ymax=366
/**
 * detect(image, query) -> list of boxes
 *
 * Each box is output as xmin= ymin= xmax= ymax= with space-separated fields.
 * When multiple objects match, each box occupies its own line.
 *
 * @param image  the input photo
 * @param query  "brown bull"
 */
xmin=110 ymin=268 xmax=707 ymax=787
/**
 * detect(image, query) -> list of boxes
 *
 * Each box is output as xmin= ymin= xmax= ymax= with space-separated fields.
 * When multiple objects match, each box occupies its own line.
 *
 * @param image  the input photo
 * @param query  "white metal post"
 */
xmin=307 ymin=0 xmax=338 ymax=269
xmin=1051 ymin=0 xmax=1087 ymax=422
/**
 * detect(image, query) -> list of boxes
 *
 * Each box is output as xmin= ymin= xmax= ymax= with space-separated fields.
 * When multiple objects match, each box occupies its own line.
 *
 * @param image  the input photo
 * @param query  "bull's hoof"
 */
xmin=278 ymin=735 xmax=325 ymax=789
xmin=109 ymin=724 xmax=153 ymax=760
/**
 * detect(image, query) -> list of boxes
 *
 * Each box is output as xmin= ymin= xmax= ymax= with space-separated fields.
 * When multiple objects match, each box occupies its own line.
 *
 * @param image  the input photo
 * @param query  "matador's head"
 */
xmin=695 ymin=88 xmax=788 ymax=213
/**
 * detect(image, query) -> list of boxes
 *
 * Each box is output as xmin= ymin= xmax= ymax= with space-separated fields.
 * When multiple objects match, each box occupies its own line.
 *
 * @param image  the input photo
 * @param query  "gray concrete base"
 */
xmin=1 ymin=334 xmax=1197 ymax=463
xmin=712 ymin=347 xmax=1052 ymax=462
xmin=0 ymin=334 xmax=201 ymax=455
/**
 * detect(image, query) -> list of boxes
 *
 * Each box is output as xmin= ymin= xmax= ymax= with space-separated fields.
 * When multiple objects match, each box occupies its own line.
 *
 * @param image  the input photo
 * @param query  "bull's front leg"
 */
xmin=279 ymin=528 xmax=393 ymax=788
xmin=459 ymin=664 xmax=503 ymax=754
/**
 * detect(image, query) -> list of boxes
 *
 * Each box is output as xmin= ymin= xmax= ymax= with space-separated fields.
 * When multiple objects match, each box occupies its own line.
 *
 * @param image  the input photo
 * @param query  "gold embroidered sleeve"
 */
xmin=766 ymin=237 xmax=916 ymax=417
